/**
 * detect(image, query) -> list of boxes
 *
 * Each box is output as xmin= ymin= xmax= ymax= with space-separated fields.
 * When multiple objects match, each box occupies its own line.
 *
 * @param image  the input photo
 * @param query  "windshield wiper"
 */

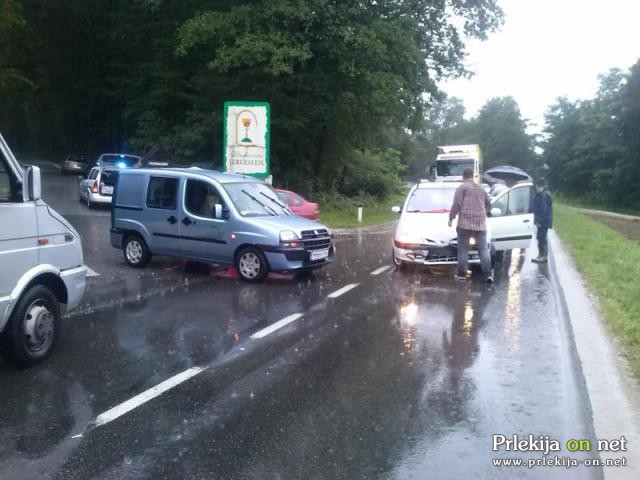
xmin=259 ymin=192 xmax=291 ymax=214
xmin=241 ymin=189 xmax=277 ymax=216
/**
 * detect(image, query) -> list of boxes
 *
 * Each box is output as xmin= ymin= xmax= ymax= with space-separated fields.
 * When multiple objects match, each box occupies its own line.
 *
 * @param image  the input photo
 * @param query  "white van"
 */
xmin=0 ymin=134 xmax=87 ymax=366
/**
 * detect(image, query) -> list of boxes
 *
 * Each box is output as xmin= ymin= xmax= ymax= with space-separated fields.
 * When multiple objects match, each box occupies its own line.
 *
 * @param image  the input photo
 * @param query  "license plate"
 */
xmin=101 ymin=185 xmax=114 ymax=195
xmin=310 ymin=249 xmax=329 ymax=261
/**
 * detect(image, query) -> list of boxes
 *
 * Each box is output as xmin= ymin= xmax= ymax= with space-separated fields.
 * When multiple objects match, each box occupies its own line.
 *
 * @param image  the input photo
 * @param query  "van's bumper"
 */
xmin=110 ymin=228 xmax=124 ymax=249
xmin=60 ymin=265 xmax=87 ymax=311
xmin=262 ymin=245 xmax=335 ymax=273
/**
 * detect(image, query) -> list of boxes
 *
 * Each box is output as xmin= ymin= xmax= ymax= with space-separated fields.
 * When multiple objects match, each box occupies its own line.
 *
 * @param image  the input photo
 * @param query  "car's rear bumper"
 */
xmin=89 ymin=192 xmax=113 ymax=204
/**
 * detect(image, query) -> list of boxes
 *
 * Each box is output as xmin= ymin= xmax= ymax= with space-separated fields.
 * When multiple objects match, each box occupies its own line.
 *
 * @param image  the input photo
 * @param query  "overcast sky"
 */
xmin=443 ymin=0 xmax=640 ymax=133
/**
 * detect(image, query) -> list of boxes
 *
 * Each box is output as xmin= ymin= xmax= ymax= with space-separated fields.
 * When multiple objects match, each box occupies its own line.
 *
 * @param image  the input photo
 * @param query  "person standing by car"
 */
xmin=532 ymin=178 xmax=553 ymax=263
xmin=448 ymin=167 xmax=493 ymax=283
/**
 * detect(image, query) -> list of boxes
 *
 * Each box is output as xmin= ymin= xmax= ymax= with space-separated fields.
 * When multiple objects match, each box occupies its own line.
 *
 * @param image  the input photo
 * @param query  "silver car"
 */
xmin=78 ymin=166 xmax=119 ymax=208
xmin=110 ymin=168 xmax=335 ymax=282
xmin=61 ymin=154 xmax=89 ymax=176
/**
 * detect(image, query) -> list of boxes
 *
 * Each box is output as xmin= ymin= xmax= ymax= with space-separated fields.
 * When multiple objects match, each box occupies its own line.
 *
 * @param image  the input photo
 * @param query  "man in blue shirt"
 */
xmin=532 ymin=178 xmax=553 ymax=263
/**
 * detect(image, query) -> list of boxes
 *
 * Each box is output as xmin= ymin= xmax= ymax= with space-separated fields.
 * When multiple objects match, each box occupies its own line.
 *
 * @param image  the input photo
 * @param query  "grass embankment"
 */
xmin=554 ymin=204 xmax=640 ymax=376
xmin=319 ymin=193 xmax=406 ymax=229
xmin=556 ymin=194 xmax=640 ymax=217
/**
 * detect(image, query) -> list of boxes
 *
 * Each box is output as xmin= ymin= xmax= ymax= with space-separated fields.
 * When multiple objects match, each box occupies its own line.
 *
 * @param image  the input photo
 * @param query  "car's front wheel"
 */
xmin=236 ymin=247 xmax=269 ymax=283
xmin=0 ymin=285 xmax=61 ymax=367
xmin=123 ymin=234 xmax=151 ymax=268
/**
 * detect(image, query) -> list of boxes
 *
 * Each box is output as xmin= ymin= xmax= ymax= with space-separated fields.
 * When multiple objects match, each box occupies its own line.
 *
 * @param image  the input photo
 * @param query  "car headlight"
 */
xmin=280 ymin=230 xmax=299 ymax=242
xmin=469 ymin=237 xmax=476 ymax=246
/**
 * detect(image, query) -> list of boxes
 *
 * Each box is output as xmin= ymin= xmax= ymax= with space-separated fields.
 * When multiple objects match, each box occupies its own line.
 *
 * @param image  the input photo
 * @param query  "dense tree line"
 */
xmin=543 ymin=60 xmax=640 ymax=209
xmin=0 ymin=0 xmax=502 ymax=198
xmin=406 ymin=94 xmax=538 ymax=179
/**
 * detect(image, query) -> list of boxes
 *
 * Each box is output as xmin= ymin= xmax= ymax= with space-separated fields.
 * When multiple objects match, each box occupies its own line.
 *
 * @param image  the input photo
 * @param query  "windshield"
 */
xmin=406 ymin=187 xmax=456 ymax=213
xmin=223 ymin=182 xmax=291 ymax=217
xmin=436 ymin=159 xmax=474 ymax=177
xmin=99 ymin=154 xmax=141 ymax=167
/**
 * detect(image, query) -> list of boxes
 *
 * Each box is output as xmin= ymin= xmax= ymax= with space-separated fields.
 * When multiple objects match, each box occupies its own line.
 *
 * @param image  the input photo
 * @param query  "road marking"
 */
xmin=327 ymin=283 xmax=360 ymax=299
xmin=370 ymin=265 xmax=391 ymax=276
xmin=93 ymin=366 xmax=206 ymax=427
xmin=250 ymin=313 xmax=304 ymax=339
xmin=86 ymin=267 xmax=100 ymax=277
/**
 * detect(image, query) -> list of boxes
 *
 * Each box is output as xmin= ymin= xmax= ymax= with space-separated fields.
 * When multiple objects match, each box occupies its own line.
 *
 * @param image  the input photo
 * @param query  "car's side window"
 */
xmin=492 ymin=193 xmax=509 ymax=216
xmin=0 ymin=155 xmax=21 ymax=203
xmin=508 ymin=186 xmax=532 ymax=215
xmin=185 ymin=179 xmax=222 ymax=218
xmin=288 ymin=193 xmax=303 ymax=207
xmin=146 ymin=176 xmax=178 ymax=210
xmin=89 ymin=168 xmax=98 ymax=180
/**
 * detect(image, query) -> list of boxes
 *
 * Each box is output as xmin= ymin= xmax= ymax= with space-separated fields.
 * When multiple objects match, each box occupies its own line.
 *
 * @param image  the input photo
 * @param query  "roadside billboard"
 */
xmin=223 ymin=101 xmax=270 ymax=178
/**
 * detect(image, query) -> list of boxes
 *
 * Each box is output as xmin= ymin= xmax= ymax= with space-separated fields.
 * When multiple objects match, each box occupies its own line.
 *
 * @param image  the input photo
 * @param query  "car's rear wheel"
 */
xmin=236 ymin=247 xmax=269 ymax=283
xmin=123 ymin=234 xmax=151 ymax=268
xmin=0 ymin=285 xmax=61 ymax=367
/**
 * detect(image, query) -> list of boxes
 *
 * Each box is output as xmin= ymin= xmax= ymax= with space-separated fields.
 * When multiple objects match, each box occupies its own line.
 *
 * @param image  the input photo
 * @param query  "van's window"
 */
xmin=436 ymin=159 xmax=475 ymax=177
xmin=146 ymin=176 xmax=177 ymax=209
xmin=185 ymin=179 xmax=222 ymax=218
xmin=223 ymin=182 xmax=290 ymax=217
xmin=0 ymin=155 xmax=22 ymax=202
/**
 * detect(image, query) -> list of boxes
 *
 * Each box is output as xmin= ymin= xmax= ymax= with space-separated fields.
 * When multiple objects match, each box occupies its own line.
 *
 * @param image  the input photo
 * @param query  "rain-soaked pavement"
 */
xmin=0 ymin=164 xmax=608 ymax=479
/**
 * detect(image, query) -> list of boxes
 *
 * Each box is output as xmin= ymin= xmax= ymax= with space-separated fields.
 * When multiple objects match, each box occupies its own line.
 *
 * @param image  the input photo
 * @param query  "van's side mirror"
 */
xmin=490 ymin=207 xmax=503 ymax=217
xmin=23 ymin=165 xmax=41 ymax=201
xmin=214 ymin=203 xmax=223 ymax=219
xmin=391 ymin=206 xmax=401 ymax=214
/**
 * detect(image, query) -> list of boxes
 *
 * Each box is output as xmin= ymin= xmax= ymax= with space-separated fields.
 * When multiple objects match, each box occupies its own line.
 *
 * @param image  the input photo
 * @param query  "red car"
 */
xmin=276 ymin=189 xmax=320 ymax=221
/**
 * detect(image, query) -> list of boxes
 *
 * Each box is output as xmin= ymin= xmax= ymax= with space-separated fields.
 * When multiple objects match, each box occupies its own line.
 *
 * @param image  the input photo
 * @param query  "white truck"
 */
xmin=0 ymin=133 xmax=87 ymax=366
xmin=429 ymin=144 xmax=483 ymax=183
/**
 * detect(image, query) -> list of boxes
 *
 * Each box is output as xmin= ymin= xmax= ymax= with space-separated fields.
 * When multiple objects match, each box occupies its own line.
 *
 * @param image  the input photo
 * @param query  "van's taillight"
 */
xmin=91 ymin=180 xmax=98 ymax=193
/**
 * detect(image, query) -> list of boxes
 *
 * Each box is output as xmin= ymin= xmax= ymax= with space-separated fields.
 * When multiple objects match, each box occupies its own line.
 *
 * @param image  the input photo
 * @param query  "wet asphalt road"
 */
xmin=0 ymin=162 xmax=605 ymax=479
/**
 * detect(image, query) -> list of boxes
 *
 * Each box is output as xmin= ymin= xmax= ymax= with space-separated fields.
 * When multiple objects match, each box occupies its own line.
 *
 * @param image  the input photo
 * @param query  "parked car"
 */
xmin=78 ymin=166 xmax=119 ymax=208
xmin=110 ymin=168 xmax=335 ymax=282
xmin=276 ymin=189 xmax=320 ymax=221
xmin=391 ymin=180 xmax=534 ymax=268
xmin=61 ymin=154 xmax=89 ymax=176
xmin=96 ymin=153 xmax=141 ymax=169
xmin=0 ymin=133 xmax=87 ymax=366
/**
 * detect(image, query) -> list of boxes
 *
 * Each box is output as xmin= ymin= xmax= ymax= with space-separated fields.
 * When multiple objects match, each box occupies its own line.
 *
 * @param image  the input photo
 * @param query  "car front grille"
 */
xmin=300 ymin=229 xmax=332 ymax=251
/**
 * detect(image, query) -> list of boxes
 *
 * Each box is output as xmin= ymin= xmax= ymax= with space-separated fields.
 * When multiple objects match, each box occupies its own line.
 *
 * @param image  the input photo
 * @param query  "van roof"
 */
xmin=119 ymin=167 xmax=264 ymax=184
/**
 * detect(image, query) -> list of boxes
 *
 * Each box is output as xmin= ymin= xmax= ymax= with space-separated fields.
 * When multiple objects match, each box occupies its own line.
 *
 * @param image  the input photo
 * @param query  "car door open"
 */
xmin=489 ymin=184 xmax=534 ymax=251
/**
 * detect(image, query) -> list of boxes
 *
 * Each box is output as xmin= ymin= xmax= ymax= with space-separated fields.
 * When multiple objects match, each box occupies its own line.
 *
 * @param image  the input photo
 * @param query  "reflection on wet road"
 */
xmin=0 ymin=169 xmax=601 ymax=479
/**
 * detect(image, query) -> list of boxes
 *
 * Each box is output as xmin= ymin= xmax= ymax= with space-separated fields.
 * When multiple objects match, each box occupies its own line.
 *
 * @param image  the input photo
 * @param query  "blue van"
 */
xmin=110 ymin=168 xmax=334 ymax=282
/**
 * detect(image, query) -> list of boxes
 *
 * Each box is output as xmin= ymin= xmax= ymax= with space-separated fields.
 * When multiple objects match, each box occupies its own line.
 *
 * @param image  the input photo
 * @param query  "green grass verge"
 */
xmin=319 ymin=193 xmax=406 ymax=229
xmin=554 ymin=204 xmax=640 ymax=376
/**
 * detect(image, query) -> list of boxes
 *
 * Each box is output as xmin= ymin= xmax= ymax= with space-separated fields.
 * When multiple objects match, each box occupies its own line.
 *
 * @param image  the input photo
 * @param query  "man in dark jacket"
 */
xmin=532 ymin=178 xmax=553 ymax=263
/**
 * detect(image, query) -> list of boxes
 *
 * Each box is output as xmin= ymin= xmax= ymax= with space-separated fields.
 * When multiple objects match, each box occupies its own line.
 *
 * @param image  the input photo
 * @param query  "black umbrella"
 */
xmin=483 ymin=165 xmax=532 ymax=185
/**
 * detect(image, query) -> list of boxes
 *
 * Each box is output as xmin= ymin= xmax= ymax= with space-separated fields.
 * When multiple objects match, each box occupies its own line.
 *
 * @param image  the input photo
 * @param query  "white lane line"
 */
xmin=93 ymin=366 xmax=206 ymax=427
xmin=86 ymin=267 xmax=100 ymax=277
xmin=327 ymin=283 xmax=360 ymax=299
xmin=370 ymin=265 xmax=391 ymax=276
xmin=250 ymin=313 xmax=304 ymax=339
